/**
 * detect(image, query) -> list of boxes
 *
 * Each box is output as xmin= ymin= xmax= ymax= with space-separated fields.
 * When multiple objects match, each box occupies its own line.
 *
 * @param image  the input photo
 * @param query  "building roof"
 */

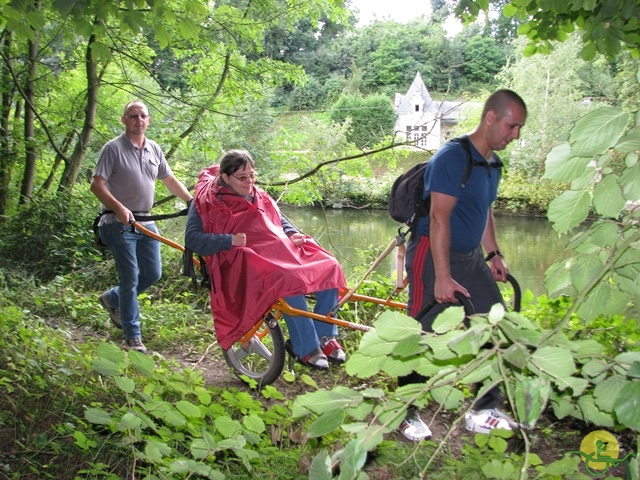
xmin=395 ymin=72 xmax=464 ymax=120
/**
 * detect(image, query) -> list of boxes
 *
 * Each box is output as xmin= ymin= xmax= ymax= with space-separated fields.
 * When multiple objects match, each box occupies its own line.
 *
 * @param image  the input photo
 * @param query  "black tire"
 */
xmin=222 ymin=312 xmax=286 ymax=387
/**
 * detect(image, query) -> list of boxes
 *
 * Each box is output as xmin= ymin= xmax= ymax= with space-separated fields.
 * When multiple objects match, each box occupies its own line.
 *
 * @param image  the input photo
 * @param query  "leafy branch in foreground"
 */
xmin=293 ymin=305 xmax=640 ymax=479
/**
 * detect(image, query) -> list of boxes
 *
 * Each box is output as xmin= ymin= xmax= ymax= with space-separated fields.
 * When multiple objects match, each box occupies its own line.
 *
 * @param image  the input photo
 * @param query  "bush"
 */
xmin=497 ymin=171 xmax=567 ymax=215
xmin=329 ymin=93 xmax=396 ymax=149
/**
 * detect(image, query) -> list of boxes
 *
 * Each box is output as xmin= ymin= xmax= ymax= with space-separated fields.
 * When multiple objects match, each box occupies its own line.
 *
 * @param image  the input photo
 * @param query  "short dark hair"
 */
xmin=218 ymin=149 xmax=255 ymax=176
xmin=481 ymin=89 xmax=527 ymax=120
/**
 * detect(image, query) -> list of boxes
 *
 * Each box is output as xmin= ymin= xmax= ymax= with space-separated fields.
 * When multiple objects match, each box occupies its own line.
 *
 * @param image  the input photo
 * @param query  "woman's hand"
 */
xmin=288 ymin=233 xmax=307 ymax=247
xmin=232 ymin=233 xmax=246 ymax=247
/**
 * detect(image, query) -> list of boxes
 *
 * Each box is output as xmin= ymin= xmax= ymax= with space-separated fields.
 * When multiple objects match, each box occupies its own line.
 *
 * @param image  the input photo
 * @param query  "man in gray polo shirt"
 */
xmin=90 ymin=100 xmax=193 ymax=354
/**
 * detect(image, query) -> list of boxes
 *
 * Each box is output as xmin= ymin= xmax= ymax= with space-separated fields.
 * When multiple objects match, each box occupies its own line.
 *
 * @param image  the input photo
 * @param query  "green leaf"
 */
xmin=550 ymin=393 xmax=577 ymax=419
xmin=615 ymin=127 xmax=640 ymax=153
xmin=488 ymin=435 xmax=508 ymax=454
xmin=391 ymin=333 xmax=425 ymax=357
xmin=577 ymin=281 xmax=629 ymax=321
xmin=447 ymin=327 xmax=487 ymax=356
xmin=374 ymin=311 xmax=423 ymax=341
xmin=118 ymin=412 xmax=141 ymax=430
xmin=176 ymin=400 xmax=202 ymax=419
xmin=503 ymin=3 xmax=517 ymax=17
xmin=424 ymin=331 xmax=460 ymax=360
xmin=594 ymin=376 xmax=628 ymax=412
xmin=190 ymin=438 xmax=214 ymax=460
xmin=482 ymin=459 xmax=515 ymax=478
xmin=614 ymin=381 xmax=640 ymax=432
xmin=547 ymin=190 xmax=592 ymax=234
xmin=345 ymin=351 xmax=384 ymax=378
xmin=85 ymin=408 xmax=112 ymax=425
xmin=594 ymin=174 xmax=626 ymax=217
xmin=461 ymin=361 xmax=495 ymax=384
xmin=162 ymin=409 xmax=187 ymax=427
xmin=129 ymin=350 xmax=156 ymax=377
xmin=515 ymin=376 xmax=550 ymax=429
xmin=214 ymin=416 xmax=240 ymax=438
xmin=144 ymin=440 xmax=170 ymax=463
xmin=380 ymin=352 xmax=423 ymax=377
xmin=430 ymin=385 xmax=464 ymax=410
xmin=544 ymin=260 xmax=574 ymax=295
xmin=570 ymin=254 xmax=604 ymax=292
xmin=96 ymin=342 xmax=125 ymax=364
xmin=499 ymin=323 xmax=542 ymax=347
xmin=293 ymin=387 xmax=363 ymax=415
xmin=581 ymin=42 xmax=597 ymax=61
xmin=580 ymin=359 xmax=608 ymax=378
xmin=577 ymin=395 xmax=615 ymax=427
xmin=432 ymin=306 xmax=465 ymax=333
xmin=89 ymin=41 xmax=112 ymax=63
xmin=92 ymin=357 xmax=122 ymax=377
xmin=338 ymin=439 xmax=368 ymax=480
xmin=629 ymin=362 xmax=640 ymax=378
xmin=570 ymin=107 xmax=629 ymax=157
xmin=529 ymin=346 xmax=577 ymax=378
xmin=243 ymin=414 xmax=265 ymax=434
xmin=503 ymin=344 xmax=530 ymax=370
xmin=309 ymin=451 xmax=332 ymax=480
xmin=114 ymin=375 xmax=135 ymax=394
xmin=618 ymin=162 xmax=640 ymax=201
xmin=306 ymin=409 xmax=346 ymax=438
xmin=543 ymin=143 xmax=593 ymax=182
xmin=614 ymin=351 xmax=640 ymax=366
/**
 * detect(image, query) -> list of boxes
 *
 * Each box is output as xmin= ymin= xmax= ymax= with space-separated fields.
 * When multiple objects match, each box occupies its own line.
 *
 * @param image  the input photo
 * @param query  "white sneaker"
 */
xmin=465 ymin=408 xmax=517 ymax=434
xmin=399 ymin=406 xmax=432 ymax=441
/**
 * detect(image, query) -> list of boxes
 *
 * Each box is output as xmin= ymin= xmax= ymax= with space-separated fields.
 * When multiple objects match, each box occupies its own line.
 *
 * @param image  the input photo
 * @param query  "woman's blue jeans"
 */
xmin=99 ymin=221 xmax=162 ymax=340
xmin=282 ymin=288 xmax=339 ymax=358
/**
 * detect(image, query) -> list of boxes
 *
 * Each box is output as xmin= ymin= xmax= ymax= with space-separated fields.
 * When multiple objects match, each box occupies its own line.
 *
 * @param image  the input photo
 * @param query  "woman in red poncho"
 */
xmin=185 ymin=150 xmax=348 ymax=370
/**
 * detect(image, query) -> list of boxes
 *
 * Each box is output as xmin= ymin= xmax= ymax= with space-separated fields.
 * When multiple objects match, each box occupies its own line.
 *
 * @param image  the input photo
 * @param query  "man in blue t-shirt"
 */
xmin=398 ymin=90 xmax=527 ymax=442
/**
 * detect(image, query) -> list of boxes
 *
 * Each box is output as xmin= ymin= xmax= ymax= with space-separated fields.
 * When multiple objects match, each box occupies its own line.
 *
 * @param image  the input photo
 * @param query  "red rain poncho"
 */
xmin=193 ymin=165 xmax=346 ymax=350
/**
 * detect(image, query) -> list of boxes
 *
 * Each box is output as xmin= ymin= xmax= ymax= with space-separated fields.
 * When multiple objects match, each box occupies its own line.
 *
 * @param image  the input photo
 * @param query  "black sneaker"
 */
xmin=126 ymin=337 xmax=147 ymax=354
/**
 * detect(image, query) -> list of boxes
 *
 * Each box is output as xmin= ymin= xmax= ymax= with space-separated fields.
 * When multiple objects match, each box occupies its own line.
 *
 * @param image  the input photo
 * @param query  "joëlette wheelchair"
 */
xmin=132 ymin=221 xmax=520 ymax=386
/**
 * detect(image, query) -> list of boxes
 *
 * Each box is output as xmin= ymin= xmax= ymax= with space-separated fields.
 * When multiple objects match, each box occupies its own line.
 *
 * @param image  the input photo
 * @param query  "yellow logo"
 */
xmin=568 ymin=430 xmax=637 ymax=476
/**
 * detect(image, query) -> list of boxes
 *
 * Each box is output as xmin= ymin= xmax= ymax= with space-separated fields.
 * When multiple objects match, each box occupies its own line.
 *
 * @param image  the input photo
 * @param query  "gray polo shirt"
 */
xmin=93 ymin=133 xmax=173 ymax=215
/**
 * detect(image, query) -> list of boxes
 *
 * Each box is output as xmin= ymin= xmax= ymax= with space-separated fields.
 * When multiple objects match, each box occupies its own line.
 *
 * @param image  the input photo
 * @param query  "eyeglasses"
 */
xmin=125 ymin=114 xmax=149 ymax=120
xmin=231 ymin=172 xmax=257 ymax=182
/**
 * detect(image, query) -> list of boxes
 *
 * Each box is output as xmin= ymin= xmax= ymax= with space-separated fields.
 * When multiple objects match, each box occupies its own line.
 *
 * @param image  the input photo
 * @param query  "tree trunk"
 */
xmin=0 ymin=33 xmax=15 ymax=218
xmin=19 ymin=29 xmax=39 ymax=205
xmin=57 ymin=31 xmax=100 ymax=193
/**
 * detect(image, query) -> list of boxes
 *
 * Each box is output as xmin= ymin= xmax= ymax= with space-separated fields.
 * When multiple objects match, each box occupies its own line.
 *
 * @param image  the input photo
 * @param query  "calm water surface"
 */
xmin=279 ymin=206 xmax=564 ymax=298
xmin=170 ymin=206 xmax=637 ymax=317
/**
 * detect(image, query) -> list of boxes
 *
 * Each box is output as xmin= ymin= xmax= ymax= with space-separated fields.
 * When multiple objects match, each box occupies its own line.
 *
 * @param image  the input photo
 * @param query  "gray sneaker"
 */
xmin=126 ymin=337 xmax=147 ymax=354
xmin=99 ymin=292 xmax=122 ymax=328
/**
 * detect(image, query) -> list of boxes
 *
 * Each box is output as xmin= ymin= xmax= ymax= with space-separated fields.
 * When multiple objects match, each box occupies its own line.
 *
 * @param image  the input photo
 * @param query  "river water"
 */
xmin=279 ymin=206 xmax=564 ymax=298
xmin=169 ymin=205 xmax=637 ymax=318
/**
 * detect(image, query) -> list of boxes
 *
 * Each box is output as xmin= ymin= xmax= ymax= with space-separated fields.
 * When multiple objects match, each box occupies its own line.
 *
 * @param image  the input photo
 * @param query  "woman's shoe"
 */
xmin=320 ymin=336 xmax=346 ymax=364
xmin=285 ymin=340 xmax=329 ymax=370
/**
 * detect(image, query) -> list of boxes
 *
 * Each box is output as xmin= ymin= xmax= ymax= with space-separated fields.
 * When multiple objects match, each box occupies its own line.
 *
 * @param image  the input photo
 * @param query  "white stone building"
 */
xmin=394 ymin=72 xmax=466 ymax=149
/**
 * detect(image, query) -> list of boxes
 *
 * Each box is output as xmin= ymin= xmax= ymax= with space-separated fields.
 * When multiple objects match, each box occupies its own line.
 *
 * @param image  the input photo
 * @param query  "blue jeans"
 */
xmin=99 ymin=221 xmax=162 ymax=340
xmin=282 ymin=288 xmax=339 ymax=358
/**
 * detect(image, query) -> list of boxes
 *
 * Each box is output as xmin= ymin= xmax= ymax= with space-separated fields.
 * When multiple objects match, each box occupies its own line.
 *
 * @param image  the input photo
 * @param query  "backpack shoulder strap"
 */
xmin=449 ymin=135 xmax=474 ymax=189
xmin=450 ymin=135 xmax=503 ymax=190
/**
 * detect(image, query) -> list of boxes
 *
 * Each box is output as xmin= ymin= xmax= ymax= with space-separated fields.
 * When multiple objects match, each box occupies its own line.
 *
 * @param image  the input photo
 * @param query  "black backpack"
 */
xmin=388 ymin=135 xmax=499 ymax=226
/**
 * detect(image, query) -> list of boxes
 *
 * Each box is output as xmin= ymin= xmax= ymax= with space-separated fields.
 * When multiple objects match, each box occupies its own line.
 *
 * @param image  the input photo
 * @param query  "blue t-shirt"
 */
xmin=414 ymin=140 xmax=502 ymax=252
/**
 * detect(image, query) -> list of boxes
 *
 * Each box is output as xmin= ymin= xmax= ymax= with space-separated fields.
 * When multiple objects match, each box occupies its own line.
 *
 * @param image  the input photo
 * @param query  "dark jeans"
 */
xmin=399 ymin=234 xmax=504 ymax=411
